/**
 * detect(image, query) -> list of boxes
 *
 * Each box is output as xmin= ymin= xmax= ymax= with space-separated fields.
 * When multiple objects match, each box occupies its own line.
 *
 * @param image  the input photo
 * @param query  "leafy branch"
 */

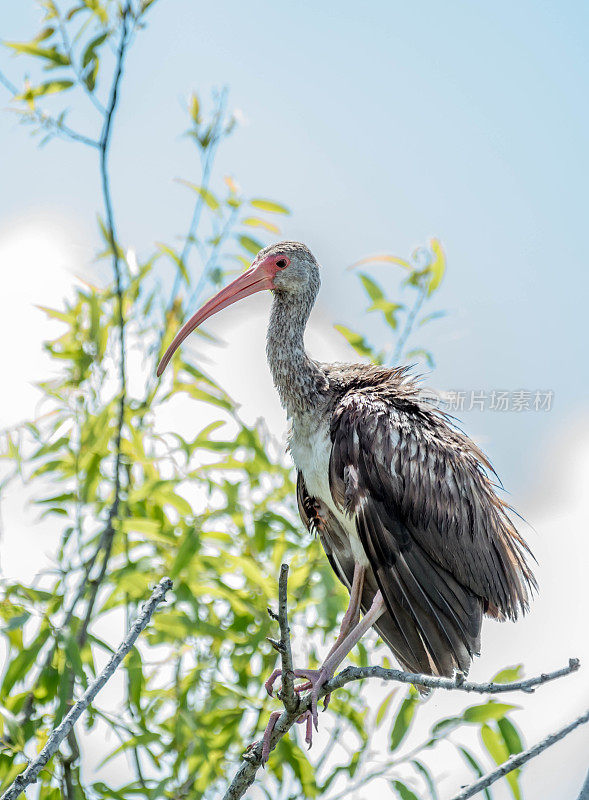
xmin=339 ymin=239 xmax=447 ymax=368
xmin=0 ymin=578 xmax=172 ymax=800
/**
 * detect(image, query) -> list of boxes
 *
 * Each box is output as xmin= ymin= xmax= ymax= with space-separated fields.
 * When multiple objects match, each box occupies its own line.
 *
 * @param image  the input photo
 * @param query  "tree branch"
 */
xmin=77 ymin=0 xmax=132 ymax=645
xmin=449 ymin=708 xmax=589 ymax=800
xmin=18 ymin=1 xmax=134 ymax=737
xmin=578 ymin=767 xmax=589 ymax=800
xmin=0 ymin=68 xmax=99 ymax=148
xmin=54 ymin=2 xmax=107 ymax=115
xmin=167 ymin=86 xmax=229 ymax=312
xmin=391 ymin=283 xmax=426 ymax=365
xmin=270 ymin=563 xmax=298 ymax=713
xmin=221 ymin=565 xmax=582 ymax=800
xmin=0 ymin=577 xmax=173 ymax=800
xmin=326 ymin=658 xmax=580 ymax=696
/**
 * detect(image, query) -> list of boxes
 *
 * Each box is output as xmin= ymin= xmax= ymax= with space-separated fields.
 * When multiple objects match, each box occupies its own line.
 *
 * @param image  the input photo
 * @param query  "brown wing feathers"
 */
xmin=326 ymin=387 xmax=536 ymax=678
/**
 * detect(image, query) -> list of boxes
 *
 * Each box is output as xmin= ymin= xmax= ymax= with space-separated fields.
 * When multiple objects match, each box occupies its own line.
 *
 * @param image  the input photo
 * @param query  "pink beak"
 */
xmin=156 ymin=257 xmax=276 ymax=377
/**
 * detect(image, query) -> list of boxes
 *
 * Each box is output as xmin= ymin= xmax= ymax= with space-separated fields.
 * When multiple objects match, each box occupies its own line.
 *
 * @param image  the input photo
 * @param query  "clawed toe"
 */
xmin=296 ymin=709 xmax=314 ymax=749
xmin=264 ymin=668 xmax=283 ymax=697
xmin=261 ymin=711 xmax=281 ymax=764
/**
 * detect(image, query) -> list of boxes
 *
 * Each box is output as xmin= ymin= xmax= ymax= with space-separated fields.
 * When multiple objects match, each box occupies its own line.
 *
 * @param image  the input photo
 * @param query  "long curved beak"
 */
xmin=156 ymin=258 xmax=275 ymax=377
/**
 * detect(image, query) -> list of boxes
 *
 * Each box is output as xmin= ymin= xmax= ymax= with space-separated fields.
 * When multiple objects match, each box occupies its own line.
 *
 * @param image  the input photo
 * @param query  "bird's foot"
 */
xmin=291 ymin=667 xmax=333 ymax=729
xmin=265 ymin=666 xmax=333 ymax=731
xmin=260 ymin=708 xmax=315 ymax=765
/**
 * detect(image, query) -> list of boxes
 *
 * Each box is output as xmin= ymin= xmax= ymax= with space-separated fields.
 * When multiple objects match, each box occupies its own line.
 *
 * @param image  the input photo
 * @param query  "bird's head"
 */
xmin=156 ymin=241 xmax=319 ymax=377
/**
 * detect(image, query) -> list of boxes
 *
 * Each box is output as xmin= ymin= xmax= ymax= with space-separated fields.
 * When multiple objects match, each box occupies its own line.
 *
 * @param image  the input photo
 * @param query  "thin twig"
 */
xmin=0 ymin=578 xmax=173 ymax=800
xmin=0 ymin=69 xmax=98 ymax=148
xmin=167 ymin=86 xmax=229 ymax=311
xmin=185 ymin=202 xmax=238 ymax=310
xmin=274 ymin=564 xmax=298 ymax=713
xmin=391 ymin=283 xmax=427 ymax=365
xmin=449 ymin=708 xmax=589 ymax=800
xmin=578 ymin=768 xmax=589 ymax=800
xmin=326 ymin=658 xmax=581 ymax=696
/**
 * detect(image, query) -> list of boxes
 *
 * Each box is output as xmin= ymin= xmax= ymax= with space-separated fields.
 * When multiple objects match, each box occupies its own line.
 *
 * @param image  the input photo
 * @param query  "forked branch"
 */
xmin=222 ymin=564 xmax=583 ymax=800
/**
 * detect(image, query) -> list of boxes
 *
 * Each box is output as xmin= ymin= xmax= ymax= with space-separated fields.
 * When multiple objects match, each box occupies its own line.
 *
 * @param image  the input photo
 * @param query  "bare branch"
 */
xmin=449 ymin=707 xmax=589 ymax=800
xmin=578 ymin=768 xmax=589 ymax=800
xmin=221 ymin=566 xmax=582 ymax=800
xmin=274 ymin=563 xmax=298 ymax=712
xmin=0 ymin=577 xmax=173 ymax=800
xmin=327 ymin=657 xmax=581 ymax=696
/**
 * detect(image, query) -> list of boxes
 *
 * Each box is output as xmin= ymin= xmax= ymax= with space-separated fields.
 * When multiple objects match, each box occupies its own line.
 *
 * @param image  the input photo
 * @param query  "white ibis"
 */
xmin=157 ymin=241 xmax=536 ymax=750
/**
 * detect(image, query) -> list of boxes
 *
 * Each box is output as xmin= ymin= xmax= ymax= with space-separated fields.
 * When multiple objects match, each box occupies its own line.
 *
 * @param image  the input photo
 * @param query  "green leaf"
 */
xmin=390 ymin=690 xmax=418 ymax=751
xmin=170 ymin=529 xmax=199 ymax=578
xmin=376 ymin=689 xmax=397 ymax=726
xmin=64 ymin=632 xmax=88 ymax=690
xmin=121 ymin=518 xmax=162 ymax=535
xmin=457 ymin=747 xmax=492 ymax=800
xmin=2 ymin=628 xmax=51 ymax=694
xmin=189 ymin=92 xmax=200 ymax=123
xmin=427 ymin=238 xmax=446 ymax=296
xmin=242 ymin=216 xmax=280 ymax=234
xmin=358 ymin=272 xmax=385 ymax=302
xmin=5 ymin=42 xmax=70 ymax=67
xmin=412 ymin=760 xmax=438 ymax=800
xmin=481 ymin=724 xmax=521 ymax=800
xmin=0 ymin=704 xmax=23 ymax=746
xmin=491 ymin=664 xmax=523 ymax=684
xmin=391 ymin=780 xmax=421 ymax=800
xmin=351 ymin=253 xmax=413 ymax=270
xmin=176 ymin=179 xmax=220 ymax=211
xmin=237 ymin=234 xmax=263 ymax=256
xmin=405 ymin=348 xmax=434 ymax=368
xmin=81 ymin=32 xmax=108 ymax=68
xmin=16 ymin=80 xmax=74 ymax=101
xmin=250 ymin=198 xmax=290 ymax=214
xmin=463 ymin=701 xmax=518 ymax=724
xmin=125 ymin=647 xmax=144 ymax=711
xmin=498 ymin=717 xmax=523 ymax=755
xmin=156 ymin=242 xmax=189 ymax=285
xmin=418 ymin=311 xmax=446 ymax=327
xmin=334 ymin=324 xmax=378 ymax=361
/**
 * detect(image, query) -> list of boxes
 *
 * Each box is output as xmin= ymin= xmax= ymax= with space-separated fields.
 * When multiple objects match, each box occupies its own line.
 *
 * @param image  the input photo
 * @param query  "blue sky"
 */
xmin=2 ymin=0 xmax=588 ymax=497
xmin=1 ymin=3 xmax=589 ymax=797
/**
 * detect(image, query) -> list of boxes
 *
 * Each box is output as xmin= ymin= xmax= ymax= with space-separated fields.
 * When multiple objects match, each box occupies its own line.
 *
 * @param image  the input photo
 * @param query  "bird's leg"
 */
xmin=292 ymin=564 xmax=365 ymax=702
xmin=291 ymin=590 xmax=386 ymax=730
xmin=265 ymin=564 xmax=365 ymax=699
xmin=326 ymin=563 xmax=365 ymax=658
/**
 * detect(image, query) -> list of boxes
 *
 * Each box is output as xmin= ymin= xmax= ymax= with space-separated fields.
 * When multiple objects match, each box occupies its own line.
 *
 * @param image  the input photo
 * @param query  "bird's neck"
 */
xmin=266 ymin=291 xmax=327 ymax=417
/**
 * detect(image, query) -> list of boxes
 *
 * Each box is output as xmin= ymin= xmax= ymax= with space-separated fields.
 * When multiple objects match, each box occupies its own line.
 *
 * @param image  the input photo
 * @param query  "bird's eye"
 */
xmin=276 ymin=258 xmax=288 ymax=269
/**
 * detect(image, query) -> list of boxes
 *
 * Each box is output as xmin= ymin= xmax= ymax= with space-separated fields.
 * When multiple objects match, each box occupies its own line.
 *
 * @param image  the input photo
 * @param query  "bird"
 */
xmin=157 ymin=241 xmax=536 ymax=750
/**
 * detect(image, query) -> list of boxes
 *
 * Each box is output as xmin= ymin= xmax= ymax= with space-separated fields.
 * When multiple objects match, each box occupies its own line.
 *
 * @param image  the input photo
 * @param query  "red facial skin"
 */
xmin=156 ymin=253 xmax=290 ymax=377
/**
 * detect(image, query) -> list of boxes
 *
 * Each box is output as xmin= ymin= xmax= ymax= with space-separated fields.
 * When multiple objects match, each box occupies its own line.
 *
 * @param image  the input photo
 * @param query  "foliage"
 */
xmin=337 ymin=239 xmax=447 ymax=367
xmin=0 ymin=3 xmax=527 ymax=799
